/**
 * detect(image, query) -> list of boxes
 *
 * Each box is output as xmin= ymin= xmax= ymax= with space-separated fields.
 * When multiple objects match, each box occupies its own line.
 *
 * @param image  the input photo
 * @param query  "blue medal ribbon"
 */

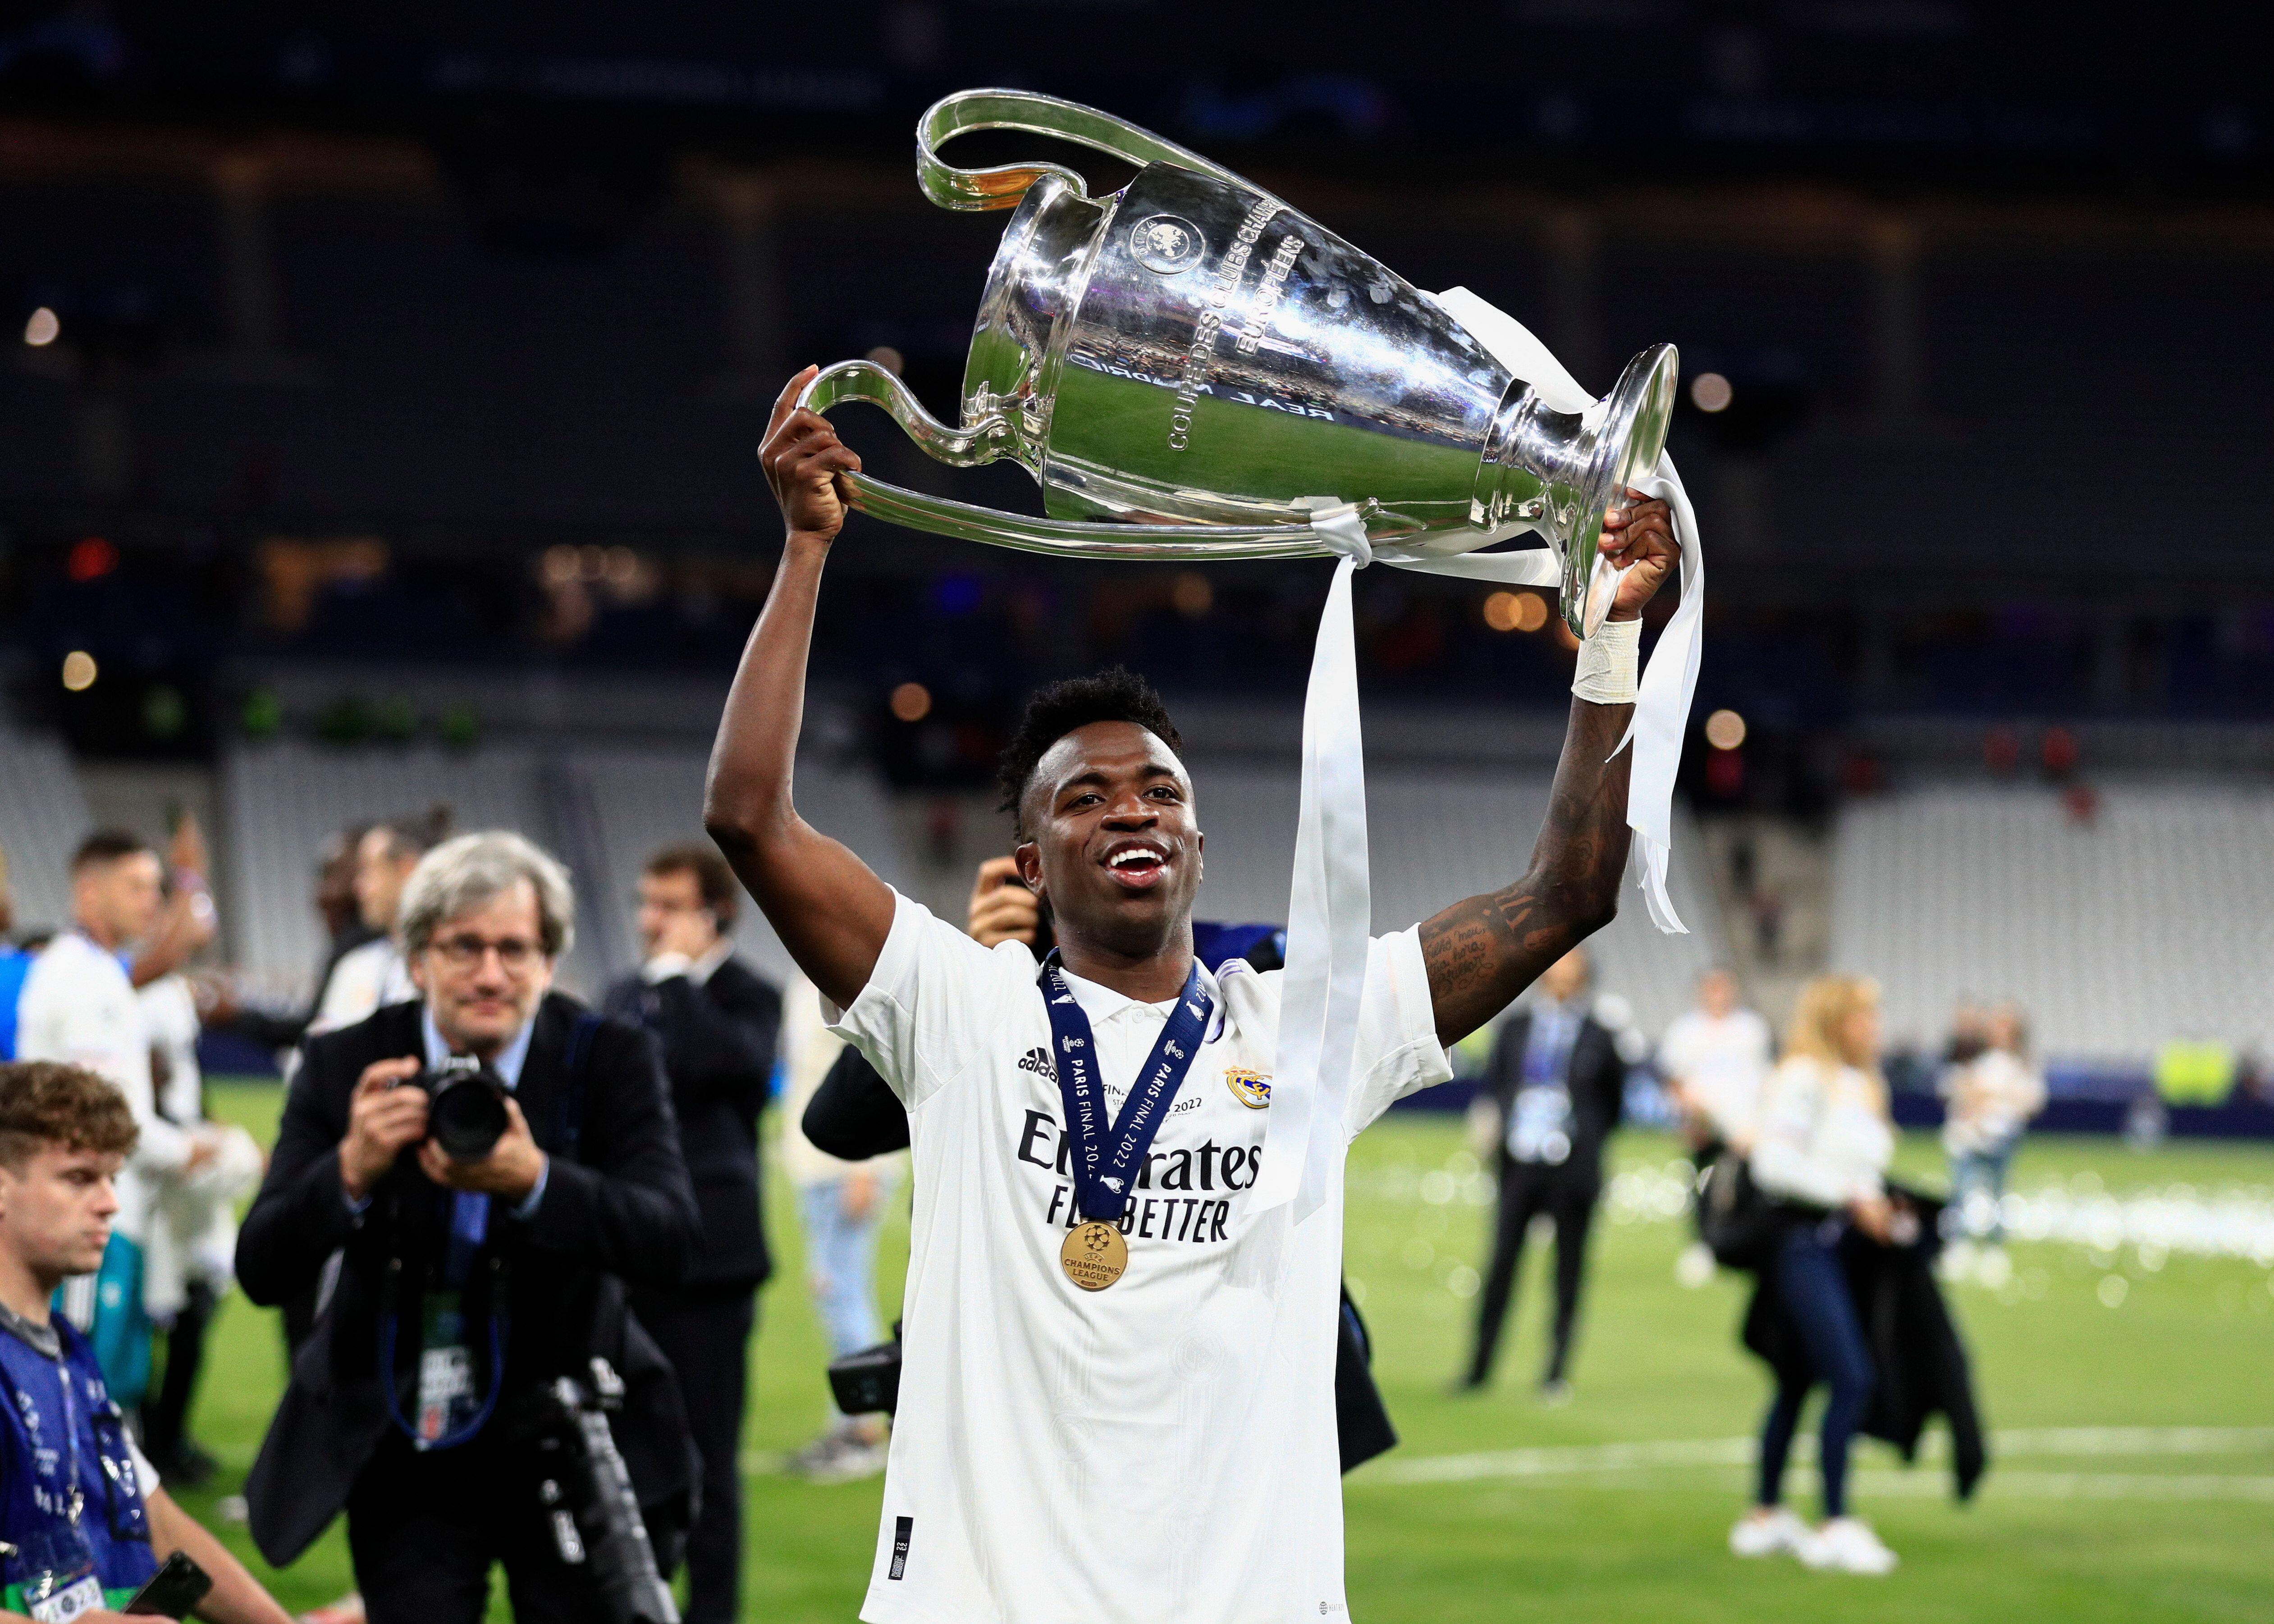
xmin=1039 ymin=954 xmax=1212 ymax=1226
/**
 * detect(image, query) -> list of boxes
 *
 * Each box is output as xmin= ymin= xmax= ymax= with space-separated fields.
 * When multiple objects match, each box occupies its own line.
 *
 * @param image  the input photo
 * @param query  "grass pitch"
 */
xmin=188 ymin=1084 xmax=2274 ymax=1623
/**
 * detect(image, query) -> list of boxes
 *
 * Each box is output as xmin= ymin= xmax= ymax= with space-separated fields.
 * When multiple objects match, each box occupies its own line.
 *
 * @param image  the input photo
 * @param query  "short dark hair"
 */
xmin=71 ymin=830 xmax=151 ymax=875
xmin=997 ymin=667 xmax=1183 ymax=836
xmin=0 ymin=1063 xmax=137 ymax=1171
xmin=373 ymin=804 xmax=453 ymax=864
xmin=645 ymin=843 xmax=739 ymax=926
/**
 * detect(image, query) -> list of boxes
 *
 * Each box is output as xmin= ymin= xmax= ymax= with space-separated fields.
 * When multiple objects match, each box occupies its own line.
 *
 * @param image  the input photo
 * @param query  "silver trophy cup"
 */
xmin=797 ymin=90 xmax=1678 ymax=636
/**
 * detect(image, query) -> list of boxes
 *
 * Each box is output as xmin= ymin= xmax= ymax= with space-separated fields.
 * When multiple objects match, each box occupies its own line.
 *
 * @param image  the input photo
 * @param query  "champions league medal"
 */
xmin=1059 ymin=1218 xmax=1130 ymax=1291
xmin=1039 ymin=955 xmax=1213 ymax=1292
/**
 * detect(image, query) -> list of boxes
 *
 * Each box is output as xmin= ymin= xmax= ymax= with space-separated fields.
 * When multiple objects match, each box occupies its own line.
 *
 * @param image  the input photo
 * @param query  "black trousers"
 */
xmin=631 ymin=1283 xmax=757 ymax=1624
xmin=142 ymin=1278 xmax=216 ymax=1460
xmin=1465 ymin=1160 xmax=1602 ymax=1387
xmin=347 ymin=1430 xmax=599 ymax=1624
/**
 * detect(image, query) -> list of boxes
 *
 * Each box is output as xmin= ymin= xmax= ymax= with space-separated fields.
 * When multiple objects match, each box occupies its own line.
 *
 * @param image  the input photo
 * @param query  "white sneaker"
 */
xmin=1729 ymin=1507 xmax=1809 ymax=1558
xmin=1800 ymin=1516 xmax=1899 ymax=1574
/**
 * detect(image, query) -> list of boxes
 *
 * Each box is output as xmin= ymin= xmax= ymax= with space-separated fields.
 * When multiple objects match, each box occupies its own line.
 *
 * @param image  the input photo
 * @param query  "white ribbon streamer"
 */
xmin=1251 ymin=295 xmax=1706 ymax=1226
xmin=1249 ymin=503 xmax=1373 ymax=1224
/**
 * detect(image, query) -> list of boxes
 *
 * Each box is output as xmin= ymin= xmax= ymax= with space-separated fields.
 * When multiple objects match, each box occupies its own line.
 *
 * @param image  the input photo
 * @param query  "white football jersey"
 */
xmin=831 ymin=891 xmax=1450 ymax=1624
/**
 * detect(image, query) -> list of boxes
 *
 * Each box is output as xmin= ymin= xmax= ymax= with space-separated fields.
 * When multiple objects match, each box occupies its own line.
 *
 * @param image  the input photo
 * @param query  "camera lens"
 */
xmin=428 ymin=1072 xmax=510 ymax=1161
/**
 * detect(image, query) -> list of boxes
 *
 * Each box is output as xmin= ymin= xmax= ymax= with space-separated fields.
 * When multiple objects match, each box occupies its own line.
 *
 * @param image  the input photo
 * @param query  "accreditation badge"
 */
xmin=1059 ymin=1220 xmax=1130 ymax=1291
xmin=14 ymin=1523 xmax=101 ymax=1624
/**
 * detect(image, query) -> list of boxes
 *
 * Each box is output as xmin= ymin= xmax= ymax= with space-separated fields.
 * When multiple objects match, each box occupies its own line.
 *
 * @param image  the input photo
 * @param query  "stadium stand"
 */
xmin=1830 ymin=783 xmax=2274 ymax=1064
xmin=0 ymin=727 xmax=93 ymax=934
xmin=1186 ymin=758 xmax=1725 ymax=1039
xmin=217 ymin=737 xmax=912 ymax=1002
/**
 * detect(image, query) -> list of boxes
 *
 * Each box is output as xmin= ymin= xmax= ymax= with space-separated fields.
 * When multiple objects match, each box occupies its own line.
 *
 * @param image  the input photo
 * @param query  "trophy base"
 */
xmin=1565 ymin=343 xmax=1679 ymax=640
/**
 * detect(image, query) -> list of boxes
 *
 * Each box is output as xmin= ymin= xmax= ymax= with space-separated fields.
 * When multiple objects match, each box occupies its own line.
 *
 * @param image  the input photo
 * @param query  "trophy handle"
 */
xmin=795 ymin=360 xmax=1371 ymax=561
xmin=915 ymin=89 xmax=1251 ymax=213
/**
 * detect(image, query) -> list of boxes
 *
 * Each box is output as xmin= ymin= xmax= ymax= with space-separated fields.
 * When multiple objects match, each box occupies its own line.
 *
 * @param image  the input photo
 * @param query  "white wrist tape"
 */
xmin=1571 ymin=616 xmax=1641 ymax=705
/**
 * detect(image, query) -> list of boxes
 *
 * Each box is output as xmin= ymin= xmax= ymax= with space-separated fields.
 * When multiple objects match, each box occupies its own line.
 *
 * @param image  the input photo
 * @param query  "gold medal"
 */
xmin=1059 ymin=1219 xmax=1129 ymax=1291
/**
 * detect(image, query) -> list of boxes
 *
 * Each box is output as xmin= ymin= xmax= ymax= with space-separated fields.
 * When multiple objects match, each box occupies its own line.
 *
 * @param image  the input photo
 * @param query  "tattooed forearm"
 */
xmin=1420 ymin=697 xmax=1635 ymax=1044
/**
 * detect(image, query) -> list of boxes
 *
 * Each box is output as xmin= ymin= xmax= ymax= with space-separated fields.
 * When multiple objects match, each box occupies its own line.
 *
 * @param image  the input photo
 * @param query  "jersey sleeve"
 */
xmin=825 ymin=889 xmax=1021 ymax=1112
xmin=1343 ymin=926 xmax=1455 ymax=1139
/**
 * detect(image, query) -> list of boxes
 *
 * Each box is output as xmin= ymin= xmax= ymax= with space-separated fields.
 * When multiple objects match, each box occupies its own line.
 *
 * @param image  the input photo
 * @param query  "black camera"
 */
xmin=529 ymin=1359 xmax=680 ymax=1624
xmin=827 ymin=1324 xmax=903 ymax=1418
xmin=412 ymin=1056 xmax=511 ymax=1161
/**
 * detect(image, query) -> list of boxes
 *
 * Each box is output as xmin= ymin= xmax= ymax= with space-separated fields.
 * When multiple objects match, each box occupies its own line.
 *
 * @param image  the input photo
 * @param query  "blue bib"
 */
xmin=0 ymin=1318 xmax=156 ymax=1616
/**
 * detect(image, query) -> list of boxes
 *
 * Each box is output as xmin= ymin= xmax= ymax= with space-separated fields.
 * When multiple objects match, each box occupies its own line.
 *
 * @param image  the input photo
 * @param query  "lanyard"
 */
xmin=55 ymin=1361 xmax=82 ymax=1528
xmin=1039 ymin=955 xmax=1212 ymax=1224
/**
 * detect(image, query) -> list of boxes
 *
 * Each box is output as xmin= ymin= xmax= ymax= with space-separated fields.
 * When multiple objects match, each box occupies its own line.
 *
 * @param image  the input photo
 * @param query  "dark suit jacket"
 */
xmin=1484 ymin=1004 xmax=1629 ymax=1180
xmin=601 ymin=958 xmax=781 ymax=1290
xmin=234 ymin=994 xmax=700 ymax=1565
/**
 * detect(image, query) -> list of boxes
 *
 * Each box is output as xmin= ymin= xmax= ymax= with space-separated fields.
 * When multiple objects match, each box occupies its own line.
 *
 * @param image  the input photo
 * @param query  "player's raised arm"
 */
xmin=704 ymin=368 xmax=898 ymax=1010
xmin=1418 ymin=493 xmax=1679 ymax=1045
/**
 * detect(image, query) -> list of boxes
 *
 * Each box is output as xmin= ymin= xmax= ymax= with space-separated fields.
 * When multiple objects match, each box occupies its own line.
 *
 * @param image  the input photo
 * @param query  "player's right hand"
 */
xmin=339 ymin=1056 xmax=428 ymax=1201
xmin=761 ymin=366 xmax=864 ymax=546
xmin=967 ymin=855 xmax=1041 ymax=948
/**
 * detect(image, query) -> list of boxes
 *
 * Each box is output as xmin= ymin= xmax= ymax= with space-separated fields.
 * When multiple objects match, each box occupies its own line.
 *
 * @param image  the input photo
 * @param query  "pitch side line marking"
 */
xmin=1362 ymin=1426 xmax=2274 ymax=1486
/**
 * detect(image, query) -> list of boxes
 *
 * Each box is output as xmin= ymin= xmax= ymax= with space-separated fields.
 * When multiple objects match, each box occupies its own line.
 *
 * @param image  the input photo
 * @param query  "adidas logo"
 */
xmin=1016 ymin=1046 xmax=1055 ymax=1079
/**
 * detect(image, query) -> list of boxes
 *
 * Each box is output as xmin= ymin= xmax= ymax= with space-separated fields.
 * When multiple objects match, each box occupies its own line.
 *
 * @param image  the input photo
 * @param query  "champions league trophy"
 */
xmin=796 ymin=89 xmax=1679 ymax=636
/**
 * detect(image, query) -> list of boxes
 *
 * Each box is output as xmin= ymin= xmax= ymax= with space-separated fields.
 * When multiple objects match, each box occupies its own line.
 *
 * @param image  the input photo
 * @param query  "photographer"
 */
xmin=234 ymin=833 xmax=700 ymax=1624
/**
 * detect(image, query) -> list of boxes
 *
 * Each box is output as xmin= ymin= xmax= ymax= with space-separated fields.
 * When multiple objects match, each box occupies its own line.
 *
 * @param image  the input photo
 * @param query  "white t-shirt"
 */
xmin=139 ymin=973 xmax=205 ymax=1127
xmin=1657 ymin=1007 xmax=1773 ymax=1142
xmin=15 ymin=932 xmax=184 ymax=1240
xmin=828 ymin=892 xmax=1450 ymax=1624
xmin=1749 ymin=1055 xmax=1893 ymax=1211
xmin=310 ymin=936 xmax=415 ymax=1035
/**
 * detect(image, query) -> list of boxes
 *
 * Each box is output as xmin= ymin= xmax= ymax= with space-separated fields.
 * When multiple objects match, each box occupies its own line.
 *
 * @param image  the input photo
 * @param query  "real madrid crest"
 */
xmin=1225 ymin=1067 xmax=1272 ymax=1109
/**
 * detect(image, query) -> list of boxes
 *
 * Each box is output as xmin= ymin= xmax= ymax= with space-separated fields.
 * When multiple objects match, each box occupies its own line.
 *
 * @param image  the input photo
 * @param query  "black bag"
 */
xmin=1696 ymin=1149 xmax=1780 ymax=1269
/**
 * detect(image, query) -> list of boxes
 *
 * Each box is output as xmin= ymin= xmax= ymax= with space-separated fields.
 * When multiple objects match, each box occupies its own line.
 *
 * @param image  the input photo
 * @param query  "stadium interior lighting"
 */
xmin=1483 ymin=590 xmax=1547 ymax=633
xmin=1171 ymin=572 xmax=1212 ymax=617
xmin=865 ymin=344 xmax=905 ymax=376
xmin=60 ymin=650 xmax=97 ymax=691
xmin=889 ymin=680 xmax=932 ymax=723
xmin=1689 ymin=372 xmax=1733 ymax=413
xmin=1704 ymin=708 xmax=1747 ymax=750
xmin=23 ymin=306 xmax=58 ymax=347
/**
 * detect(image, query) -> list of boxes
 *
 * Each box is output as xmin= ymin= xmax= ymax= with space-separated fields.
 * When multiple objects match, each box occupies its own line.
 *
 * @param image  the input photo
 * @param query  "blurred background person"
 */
xmin=1940 ymin=1002 xmax=2045 ymax=1286
xmin=202 ymin=821 xmax=378 ymax=1058
xmin=1661 ymin=966 xmax=1774 ymax=1155
xmin=777 ymin=974 xmax=896 ymax=1482
xmin=309 ymin=808 xmax=450 ymax=1036
xmin=0 ymin=844 xmax=28 ymax=1059
xmin=1661 ymin=966 xmax=1775 ymax=1287
xmin=1731 ymin=974 xmax=1899 ymax=1576
xmin=14 ymin=830 xmax=222 ymax=1409
xmin=602 ymin=842 xmax=781 ymax=1624
xmin=137 ymin=899 xmax=265 ymax=1483
xmin=1459 ymin=946 xmax=1629 ymax=1402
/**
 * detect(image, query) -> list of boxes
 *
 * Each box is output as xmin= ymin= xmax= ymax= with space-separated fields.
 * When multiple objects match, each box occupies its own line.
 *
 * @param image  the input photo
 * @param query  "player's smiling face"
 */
xmin=1018 ymin=721 xmax=1204 ymax=958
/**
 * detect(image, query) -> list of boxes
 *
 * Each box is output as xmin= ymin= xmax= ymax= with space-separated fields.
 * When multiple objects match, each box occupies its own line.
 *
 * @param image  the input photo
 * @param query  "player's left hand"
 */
xmin=1598 ymin=488 xmax=1679 ymax=622
xmin=419 ymin=1095 xmax=547 ymax=1203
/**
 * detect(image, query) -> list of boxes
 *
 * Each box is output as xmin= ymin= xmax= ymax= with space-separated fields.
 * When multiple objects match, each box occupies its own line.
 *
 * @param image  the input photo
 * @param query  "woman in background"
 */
xmin=1730 ymin=975 xmax=1901 ymax=1576
xmin=1940 ymin=1002 xmax=2044 ymax=1286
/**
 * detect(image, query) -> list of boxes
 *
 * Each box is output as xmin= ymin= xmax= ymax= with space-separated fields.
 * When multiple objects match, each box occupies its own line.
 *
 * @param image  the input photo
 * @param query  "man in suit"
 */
xmin=602 ymin=843 xmax=780 ymax=1624
xmin=1460 ymin=946 xmax=1629 ymax=1400
xmin=234 ymin=831 xmax=699 ymax=1624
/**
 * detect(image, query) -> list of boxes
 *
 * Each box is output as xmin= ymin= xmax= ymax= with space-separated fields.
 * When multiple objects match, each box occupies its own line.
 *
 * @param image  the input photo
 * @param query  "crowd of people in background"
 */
xmin=0 ymin=806 xmax=2048 ymax=1612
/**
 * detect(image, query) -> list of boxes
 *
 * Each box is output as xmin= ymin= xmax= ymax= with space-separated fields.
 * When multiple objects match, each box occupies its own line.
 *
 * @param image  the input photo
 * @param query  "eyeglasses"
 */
xmin=430 ymin=934 xmax=544 ymax=971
